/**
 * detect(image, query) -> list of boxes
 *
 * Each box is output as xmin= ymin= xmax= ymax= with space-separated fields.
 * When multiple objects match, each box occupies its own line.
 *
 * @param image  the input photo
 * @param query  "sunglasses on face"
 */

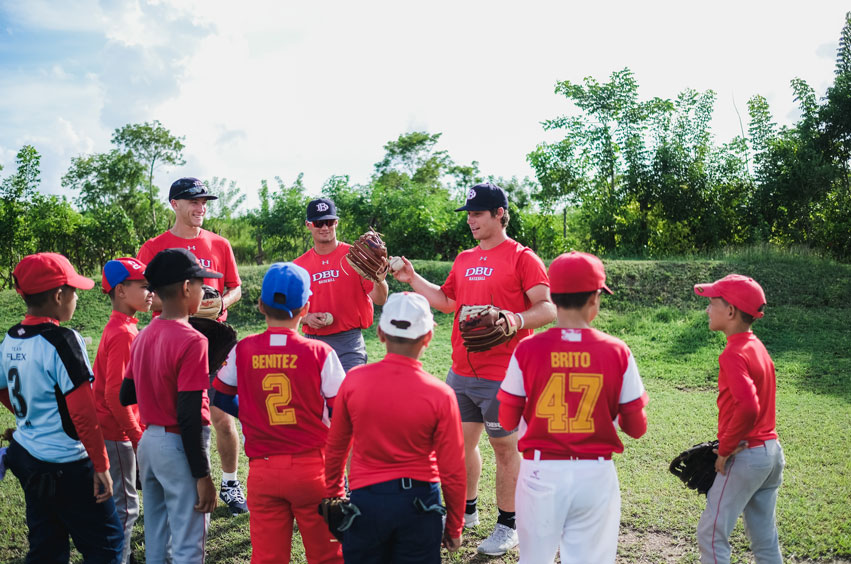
xmin=311 ymin=220 xmax=336 ymax=228
xmin=173 ymin=185 xmax=209 ymax=199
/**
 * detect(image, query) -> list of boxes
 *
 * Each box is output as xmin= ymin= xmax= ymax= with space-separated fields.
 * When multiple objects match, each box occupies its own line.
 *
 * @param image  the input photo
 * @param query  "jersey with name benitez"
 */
xmin=499 ymin=327 xmax=648 ymax=458
xmin=441 ymin=238 xmax=549 ymax=381
xmin=0 ymin=322 xmax=94 ymax=463
xmin=293 ymin=243 xmax=375 ymax=336
xmin=137 ymin=229 xmax=241 ymax=321
xmin=124 ymin=317 xmax=211 ymax=428
xmin=215 ymin=327 xmax=345 ymax=458
xmin=716 ymin=331 xmax=778 ymax=456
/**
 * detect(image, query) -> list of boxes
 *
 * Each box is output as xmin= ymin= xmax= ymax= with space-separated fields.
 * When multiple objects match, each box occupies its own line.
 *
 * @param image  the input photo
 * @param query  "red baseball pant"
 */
xmin=247 ymin=451 xmax=342 ymax=564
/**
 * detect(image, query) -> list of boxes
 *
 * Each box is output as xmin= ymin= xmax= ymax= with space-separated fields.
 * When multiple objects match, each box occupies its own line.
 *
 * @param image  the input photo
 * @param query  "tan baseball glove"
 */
xmin=458 ymin=304 xmax=519 ymax=352
xmin=346 ymin=230 xmax=389 ymax=283
xmin=194 ymin=284 xmax=224 ymax=320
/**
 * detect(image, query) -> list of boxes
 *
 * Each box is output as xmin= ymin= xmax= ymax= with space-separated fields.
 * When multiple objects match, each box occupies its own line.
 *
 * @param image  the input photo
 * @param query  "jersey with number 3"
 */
xmin=0 ymin=323 xmax=93 ymax=463
xmin=500 ymin=327 xmax=648 ymax=458
xmin=215 ymin=327 xmax=345 ymax=458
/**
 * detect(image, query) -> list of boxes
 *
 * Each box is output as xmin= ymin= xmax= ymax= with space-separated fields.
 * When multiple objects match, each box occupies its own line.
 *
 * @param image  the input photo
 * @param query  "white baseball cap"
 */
xmin=379 ymin=292 xmax=434 ymax=339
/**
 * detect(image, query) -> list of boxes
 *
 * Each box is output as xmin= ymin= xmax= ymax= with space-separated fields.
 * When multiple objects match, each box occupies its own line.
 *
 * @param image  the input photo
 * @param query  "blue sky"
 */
xmin=1 ymin=1 xmax=848 ymax=211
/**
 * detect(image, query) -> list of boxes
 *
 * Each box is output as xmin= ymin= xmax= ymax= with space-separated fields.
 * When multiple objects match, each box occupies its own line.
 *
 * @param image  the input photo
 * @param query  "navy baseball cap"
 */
xmin=455 ymin=182 xmax=508 ymax=212
xmin=144 ymin=248 xmax=222 ymax=290
xmin=168 ymin=177 xmax=218 ymax=201
xmin=261 ymin=262 xmax=312 ymax=315
xmin=306 ymin=198 xmax=339 ymax=222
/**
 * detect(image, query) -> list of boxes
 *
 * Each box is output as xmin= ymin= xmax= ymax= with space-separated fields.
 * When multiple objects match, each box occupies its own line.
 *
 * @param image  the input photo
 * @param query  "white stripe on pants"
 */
xmin=138 ymin=425 xmax=211 ymax=564
xmin=698 ymin=439 xmax=784 ymax=564
xmin=516 ymin=458 xmax=620 ymax=564
xmin=105 ymin=439 xmax=139 ymax=564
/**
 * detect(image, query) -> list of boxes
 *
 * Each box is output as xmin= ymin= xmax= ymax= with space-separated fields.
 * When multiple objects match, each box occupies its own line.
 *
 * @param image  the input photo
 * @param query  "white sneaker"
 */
xmin=477 ymin=523 xmax=518 ymax=556
xmin=464 ymin=509 xmax=480 ymax=528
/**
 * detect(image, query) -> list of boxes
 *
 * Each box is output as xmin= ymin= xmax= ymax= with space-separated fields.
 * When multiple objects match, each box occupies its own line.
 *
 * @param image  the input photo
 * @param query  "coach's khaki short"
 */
xmin=446 ymin=368 xmax=515 ymax=438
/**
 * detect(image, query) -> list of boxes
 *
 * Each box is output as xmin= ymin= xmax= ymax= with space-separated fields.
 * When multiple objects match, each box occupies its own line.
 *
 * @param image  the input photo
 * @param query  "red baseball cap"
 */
xmin=102 ymin=257 xmax=148 ymax=293
xmin=13 ymin=253 xmax=95 ymax=296
xmin=548 ymin=251 xmax=613 ymax=295
xmin=694 ymin=274 xmax=766 ymax=318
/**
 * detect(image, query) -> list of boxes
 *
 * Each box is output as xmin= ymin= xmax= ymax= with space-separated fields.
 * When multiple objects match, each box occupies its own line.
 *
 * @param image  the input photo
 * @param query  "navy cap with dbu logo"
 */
xmin=306 ymin=198 xmax=339 ymax=222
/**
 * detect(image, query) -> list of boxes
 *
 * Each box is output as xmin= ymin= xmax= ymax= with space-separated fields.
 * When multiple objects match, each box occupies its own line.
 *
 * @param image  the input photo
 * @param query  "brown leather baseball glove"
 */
xmin=458 ymin=304 xmax=519 ymax=352
xmin=346 ymin=230 xmax=389 ymax=283
xmin=188 ymin=317 xmax=238 ymax=375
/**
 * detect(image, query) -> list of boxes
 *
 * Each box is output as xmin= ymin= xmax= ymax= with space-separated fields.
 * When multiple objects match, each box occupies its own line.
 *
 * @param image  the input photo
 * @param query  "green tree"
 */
xmin=111 ymin=120 xmax=186 ymax=227
xmin=0 ymin=146 xmax=41 ymax=286
xmin=61 ymin=150 xmax=156 ymax=244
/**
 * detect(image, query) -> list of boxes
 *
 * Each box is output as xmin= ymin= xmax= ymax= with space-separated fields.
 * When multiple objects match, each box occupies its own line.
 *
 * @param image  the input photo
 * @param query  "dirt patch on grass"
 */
xmin=617 ymin=528 xmax=694 ymax=563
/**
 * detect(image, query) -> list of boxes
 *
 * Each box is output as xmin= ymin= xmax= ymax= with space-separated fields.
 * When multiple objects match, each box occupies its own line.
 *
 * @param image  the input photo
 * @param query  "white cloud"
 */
xmin=2 ymin=0 xmax=850 ymax=208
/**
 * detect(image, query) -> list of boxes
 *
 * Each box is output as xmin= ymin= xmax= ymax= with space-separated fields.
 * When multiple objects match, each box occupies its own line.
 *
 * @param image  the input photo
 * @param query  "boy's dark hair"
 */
xmin=718 ymin=297 xmax=764 ymax=325
xmin=262 ymin=301 xmax=305 ymax=321
xmin=489 ymin=207 xmax=510 ymax=228
xmin=22 ymin=285 xmax=68 ymax=308
xmin=153 ymin=277 xmax=202 ymax=301
xmin=107 ymin=287 xmax=117 ymax=301
xmin=384 ymin=333 xmax=428 ymax=346
xmin=551 ymin=291 xmax=596 ymax=310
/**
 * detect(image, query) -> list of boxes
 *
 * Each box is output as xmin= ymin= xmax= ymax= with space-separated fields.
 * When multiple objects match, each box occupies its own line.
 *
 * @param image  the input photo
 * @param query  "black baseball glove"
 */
xmin=669 ymin=440 xmax=719 ymax=495
xmin=458 ymin=304 xmax=519 ymax=352
xmin=317 ymin=497 xmax=361 ymax=541
xmin=188 ymin=317 xmax=237 ymax=375
xmin=346 ymin=230 xmax=389 ymax=283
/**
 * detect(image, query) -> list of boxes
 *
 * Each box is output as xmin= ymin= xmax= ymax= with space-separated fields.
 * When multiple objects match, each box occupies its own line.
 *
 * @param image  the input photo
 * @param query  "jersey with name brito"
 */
xmin=500 ymin=327 xmax=648 ymax=458
xmin=293 ymin=242 xmax=375 ymax=336
xmin=441 ymin=238 xmax=549 ymax=381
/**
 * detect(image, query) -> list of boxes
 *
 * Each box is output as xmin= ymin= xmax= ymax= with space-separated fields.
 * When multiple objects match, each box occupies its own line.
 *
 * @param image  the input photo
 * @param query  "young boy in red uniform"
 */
xmin=93 ymin=257 xmax=152 ymax=564
xmin=212 ymin=262 xmax=345 ymax=564
xmin=324 ymin=292 xmax=467 ymax=563
xmin=498 ymin=251 xmax=649 ymax=564
xmin=694 ymin=274 xmax=784 ymax=564
xmin=1 ymin=253 xmax=122 ymax=563
xmin=120 ymin=248 xmax=219 ymax=564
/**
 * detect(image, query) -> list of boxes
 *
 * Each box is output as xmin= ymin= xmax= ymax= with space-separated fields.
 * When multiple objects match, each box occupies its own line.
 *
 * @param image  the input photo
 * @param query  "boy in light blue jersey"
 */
xmin=0 ymin=252 xmax=122 ymax=563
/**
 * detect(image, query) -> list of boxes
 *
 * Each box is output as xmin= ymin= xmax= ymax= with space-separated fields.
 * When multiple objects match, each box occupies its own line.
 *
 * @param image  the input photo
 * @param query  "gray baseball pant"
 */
xmin=105 ymin=439 xmax=139 ymax=564
xmin=698 ymin=439 xmax=784 ymax=564
xmin=138 ymin=425 xmax=211 ymax=564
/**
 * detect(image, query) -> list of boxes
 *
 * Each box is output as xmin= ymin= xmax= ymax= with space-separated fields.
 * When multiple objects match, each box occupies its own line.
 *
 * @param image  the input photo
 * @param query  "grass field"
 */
xmin=1 ymin=249 xmax=850 ymax=563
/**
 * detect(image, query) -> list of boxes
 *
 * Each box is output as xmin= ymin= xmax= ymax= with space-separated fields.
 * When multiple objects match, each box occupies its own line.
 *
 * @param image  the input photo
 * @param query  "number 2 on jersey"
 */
xmin=535 ymin=372 xmax=602 ymax=433
xmin=262 ymin=373 xmax=297 ymax=425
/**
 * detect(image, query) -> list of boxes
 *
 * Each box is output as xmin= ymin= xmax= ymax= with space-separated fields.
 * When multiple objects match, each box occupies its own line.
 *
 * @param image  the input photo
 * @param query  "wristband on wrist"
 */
xmin=515 ymin=312 xmax=525 ymax=329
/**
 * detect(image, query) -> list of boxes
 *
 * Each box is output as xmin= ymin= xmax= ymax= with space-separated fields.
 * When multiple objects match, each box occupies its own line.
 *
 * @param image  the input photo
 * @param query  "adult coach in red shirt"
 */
xmin=293 ymin=198 xmax=388 ymax=372
xmin=325 ymin=292 xmax=466 ymax=563
xmin=137 ymin=177 xmax=247 ymax=515
xmin=393 ymin=183 xmax=556 ymax=556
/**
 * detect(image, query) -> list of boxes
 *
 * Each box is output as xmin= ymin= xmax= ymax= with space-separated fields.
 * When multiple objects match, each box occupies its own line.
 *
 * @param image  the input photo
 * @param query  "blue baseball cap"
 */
xmin=306 ymin=198 xmax=339 ymax=222
xmin=102 ymin=257 xmax=147 ymax=294
xmin=455 ymin=182 xmax=508 ymax=212
xmin=261 ymin=262 xmax=312 ymax=315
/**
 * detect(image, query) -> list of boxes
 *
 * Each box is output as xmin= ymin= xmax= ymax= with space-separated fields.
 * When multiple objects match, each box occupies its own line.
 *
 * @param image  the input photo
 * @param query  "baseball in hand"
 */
xmin=389 ymin=256 xmax=405 ymax=272
xmin=323 ymin=312 xmax=334 ymax=326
